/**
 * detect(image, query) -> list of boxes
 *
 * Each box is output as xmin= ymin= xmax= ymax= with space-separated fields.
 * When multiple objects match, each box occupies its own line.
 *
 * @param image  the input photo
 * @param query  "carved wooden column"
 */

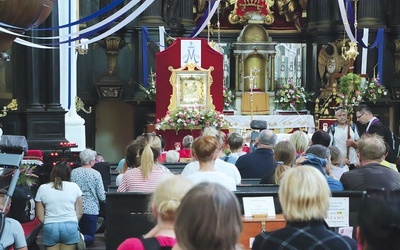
xmin=316 ymin=0 xmax=333 ymax=28
xmin=358 ymin=0 xmax=385 ymax=27
xmin=139 ymin=0 xmax=164 ymax=25
xmin=25 ymin=32 xmax=45 ymax=111
xmin=44 ymin=12 xmax=62 ymax=111
xmin=180 ymin=0 xmax=193 ymax=28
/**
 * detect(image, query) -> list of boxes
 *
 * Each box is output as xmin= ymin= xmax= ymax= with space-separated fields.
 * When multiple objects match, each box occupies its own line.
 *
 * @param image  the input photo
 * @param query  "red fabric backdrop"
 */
xmin=155 ymin=38 xmax=224 ymax=150
xmin=155 ymin=38 xmax=224 ymax=120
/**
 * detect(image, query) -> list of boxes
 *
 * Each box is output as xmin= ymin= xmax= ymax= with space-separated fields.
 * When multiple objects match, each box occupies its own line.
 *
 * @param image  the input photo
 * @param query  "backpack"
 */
xmin=328 ymin=122 xmax=357 ymax=145
xmin=389 ymin=131 xmax=400 ymax=159
xmin=139 ymin=236 xmax=172 ymax=250
xmin=7 ymin=185 xmax=35 ymax=223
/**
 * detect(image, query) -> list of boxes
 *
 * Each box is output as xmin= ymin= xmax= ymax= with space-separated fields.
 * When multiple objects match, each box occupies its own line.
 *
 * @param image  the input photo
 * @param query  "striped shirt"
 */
xmin=117 ymin=166 xmax=173 ymax=192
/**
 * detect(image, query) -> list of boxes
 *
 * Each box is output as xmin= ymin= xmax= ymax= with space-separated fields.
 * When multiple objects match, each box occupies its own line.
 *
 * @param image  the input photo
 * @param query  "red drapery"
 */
xmin=155 ymin=38 xmax=224 ymax=120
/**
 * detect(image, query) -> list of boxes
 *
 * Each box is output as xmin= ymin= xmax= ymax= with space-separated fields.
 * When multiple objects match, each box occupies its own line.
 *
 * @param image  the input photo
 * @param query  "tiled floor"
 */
xmin=34 ymin=230 xmax=106 ymax=250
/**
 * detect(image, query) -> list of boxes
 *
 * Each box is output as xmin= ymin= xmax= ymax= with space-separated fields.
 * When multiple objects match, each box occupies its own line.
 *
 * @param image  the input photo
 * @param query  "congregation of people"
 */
xmin=4 ymin=104 xmax=400 ymax=250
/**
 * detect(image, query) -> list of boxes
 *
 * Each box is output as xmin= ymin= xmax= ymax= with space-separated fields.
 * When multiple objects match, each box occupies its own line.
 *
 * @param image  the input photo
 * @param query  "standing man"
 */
xmin=235 ymin=129 xmax=277 ymax=178
xmin=328 ymin=107 xmax=360 ymax=166
xmin=354 ymin=105 xmax=397 ymax=163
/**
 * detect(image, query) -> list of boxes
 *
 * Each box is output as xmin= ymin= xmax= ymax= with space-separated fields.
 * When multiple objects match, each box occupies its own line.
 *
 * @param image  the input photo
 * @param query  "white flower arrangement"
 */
xmin=157 ymin=106 xmax=231 ymax=131
xmin=275 ymin=83 xmax=307 ymax=110
xmin=363 ymin=77 xmax=388 ymax=103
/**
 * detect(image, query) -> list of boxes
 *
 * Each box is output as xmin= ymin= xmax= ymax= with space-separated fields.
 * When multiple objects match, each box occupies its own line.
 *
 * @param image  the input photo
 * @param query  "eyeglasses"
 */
xmin=356 ymin=112 xmax=365 ymax=119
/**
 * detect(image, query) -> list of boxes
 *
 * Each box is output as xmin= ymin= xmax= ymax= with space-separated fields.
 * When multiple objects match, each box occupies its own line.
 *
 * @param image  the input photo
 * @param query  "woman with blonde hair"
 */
xmin=36 ymin=162 xmax=83 ymax=250
xmin=118 ymin=134 xmax=173 ymax=192
xmin=260 ymin=141 xmax=296 ymax=184
xmin=253 ymin=165 xmax=357 ymax=249
xmin=173 ymin=182 xmax=242 ymax=250
xmin=118 ymin=176 xmax=193 ymax=250
xmin=289 ymin=130 xmax=309 ymax=157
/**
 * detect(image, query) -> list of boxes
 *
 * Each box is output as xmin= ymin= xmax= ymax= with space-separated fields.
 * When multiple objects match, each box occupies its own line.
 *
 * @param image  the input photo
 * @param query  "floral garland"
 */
xmin=138 ymin=70 xmax=156 ymax=101
xmin=338 ymin=73 xmax=362 ymax=112
xmin=274 ymin=83 xmax=307 ymax=110
xmin=363 ymin=77 xmax=388 ymax=103
xmin=223 ymin=86 xmax=235 ymax=110
xmin=157 ymin=106 xmax=231 ymax=131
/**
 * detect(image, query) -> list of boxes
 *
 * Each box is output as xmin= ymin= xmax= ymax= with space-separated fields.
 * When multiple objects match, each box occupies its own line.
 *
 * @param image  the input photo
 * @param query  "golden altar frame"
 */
xmin=167 ymin=63 xmax=214 ymax=112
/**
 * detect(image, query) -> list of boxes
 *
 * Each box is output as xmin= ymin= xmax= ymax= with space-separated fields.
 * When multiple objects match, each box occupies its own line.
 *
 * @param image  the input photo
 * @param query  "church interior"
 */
xmin=1 ymin=1 xmax=400 ymax=249
xmin=0 ymin=0 xmax=399 ymax=163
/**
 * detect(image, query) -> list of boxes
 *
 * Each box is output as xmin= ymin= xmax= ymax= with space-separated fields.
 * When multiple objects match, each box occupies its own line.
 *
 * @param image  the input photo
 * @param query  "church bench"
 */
xmin=107 ymin=184 xmax=279 ymax=193
xmin=235 ymin=190 xmax=364 ymax=227
xmin=105 ymin=192 xmax=155 ymax=250
xmin=163 ymin=162 xmax=186 ymax=174
xmin=108 ymin=185 xmax=118 ymax=192
xmin=241 ymin=178 xmax=262 ymax=185
xmin=105 ymin=190 xmax=364 ymax=249
xmin=236 ymin=184 xmax=279 ymax=192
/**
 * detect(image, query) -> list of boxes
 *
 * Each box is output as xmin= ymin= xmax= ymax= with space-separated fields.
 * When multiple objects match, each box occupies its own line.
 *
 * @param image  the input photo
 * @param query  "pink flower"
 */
xmin=206 ymin=122 xmax=210 ymax=126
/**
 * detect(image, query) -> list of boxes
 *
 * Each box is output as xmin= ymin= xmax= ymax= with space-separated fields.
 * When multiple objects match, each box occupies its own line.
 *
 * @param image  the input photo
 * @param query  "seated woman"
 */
xmin=329 ymin=145 xmax=348 ymax=180
xmin=253 ymin=165 xmax=357 ymax=250
xmin=178 ymin=135 xmax=193 ymax=161
xmin=173 ymin=182 xmax=242 ymax=250
xmin=357 ymin=189 xmax=400 ymax=250
xmin=260 ymin=140 xmax=296 ymax=184
xmin=117 ymin=175 xmax=193 ymax=250
xmin=118 ymin=134 xmax=173 ymax=192
xmin=289 ymin=130 xmax=309 ymax=157
xmin=185 ymin=136 xmax=236 ymax=191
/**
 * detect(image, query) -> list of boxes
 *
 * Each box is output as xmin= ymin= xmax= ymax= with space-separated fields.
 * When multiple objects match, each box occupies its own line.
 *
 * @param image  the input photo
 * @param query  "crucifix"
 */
xmin=244 ymin=66 xmax=260 ymax=121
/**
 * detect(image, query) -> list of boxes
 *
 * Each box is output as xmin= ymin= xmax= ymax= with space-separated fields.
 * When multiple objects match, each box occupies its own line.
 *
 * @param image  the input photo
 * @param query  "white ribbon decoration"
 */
xmin=191 ymin=0 xmax=221 ymax=38
xmin=337 ymin=0 xmax=356 ymax=42
xmin=13 ymin=0 xmax=154 ymax=49
xmin=0 ymin=0 xmax=141 ymax=41
xmin=361 ymin=28 xmax=369 ymax=74
xmin=159 ymin=26 xmax=165 ymax=52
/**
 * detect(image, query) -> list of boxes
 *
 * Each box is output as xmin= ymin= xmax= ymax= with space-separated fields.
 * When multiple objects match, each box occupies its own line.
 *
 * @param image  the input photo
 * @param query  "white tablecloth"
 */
xmin=225 ymin=115 xmax=315 ymax=134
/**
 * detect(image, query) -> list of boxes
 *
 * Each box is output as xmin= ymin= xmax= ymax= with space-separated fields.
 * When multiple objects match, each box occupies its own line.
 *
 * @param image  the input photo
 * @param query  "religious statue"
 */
xmin=164 ymin=0 xmax=182 ymax=27
xmin=318 ymin=40 xmax=350 ymax=89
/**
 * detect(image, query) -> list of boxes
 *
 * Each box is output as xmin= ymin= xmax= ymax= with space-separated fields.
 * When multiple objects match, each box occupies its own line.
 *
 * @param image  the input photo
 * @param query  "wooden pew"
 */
xmin=105 ymin=192 xmax=155 ymax=250
xmin=236 ymin=184 xmax=279 ymax=192
xmin=106 ymin=189 xmax=363 ymax=250
xmin=241 ymin=178 xmax=262 ymax=185
xmin=235 ymin=190 xmax=363 ymax=226
xmin=163 ymin=162 xmax=186 ymax=174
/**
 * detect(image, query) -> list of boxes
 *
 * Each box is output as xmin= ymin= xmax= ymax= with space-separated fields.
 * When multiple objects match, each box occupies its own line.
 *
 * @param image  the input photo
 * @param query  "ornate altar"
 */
xmin=155 ymin=38 xmax=224 ymax=149
xmin=167 ymin=63 xmax=215 ymax=112
xmin=233 ymin=24 xmax=276 ymax=114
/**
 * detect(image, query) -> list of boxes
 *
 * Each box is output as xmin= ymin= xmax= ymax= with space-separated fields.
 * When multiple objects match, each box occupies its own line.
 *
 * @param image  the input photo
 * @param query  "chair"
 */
xmin=316 ymin=118 xmax=337 ymax=131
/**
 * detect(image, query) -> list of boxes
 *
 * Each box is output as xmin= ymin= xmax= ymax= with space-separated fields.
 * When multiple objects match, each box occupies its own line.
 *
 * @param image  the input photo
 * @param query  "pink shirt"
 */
xmin=117 ymin=236 xmax=176 ymax=250
xmin=117 ymin=166 xmax=173 ymax=192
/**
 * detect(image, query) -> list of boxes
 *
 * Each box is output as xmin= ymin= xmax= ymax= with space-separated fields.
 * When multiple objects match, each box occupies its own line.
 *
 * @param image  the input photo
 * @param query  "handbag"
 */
xmin=77 ymin=230 xmax=86 ymax=250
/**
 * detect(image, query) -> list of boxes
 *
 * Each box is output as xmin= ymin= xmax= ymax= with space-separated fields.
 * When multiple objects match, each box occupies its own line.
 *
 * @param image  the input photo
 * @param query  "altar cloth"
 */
xmin=224 ymin=115 xmax=315 ymax=134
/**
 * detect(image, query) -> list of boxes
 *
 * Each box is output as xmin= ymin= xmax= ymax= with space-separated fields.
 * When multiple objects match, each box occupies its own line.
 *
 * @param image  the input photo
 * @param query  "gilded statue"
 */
xmin=318 ymin=40 xmax=350 ymax=89
xmin=275 ymin=0 xmax=308 ymax=31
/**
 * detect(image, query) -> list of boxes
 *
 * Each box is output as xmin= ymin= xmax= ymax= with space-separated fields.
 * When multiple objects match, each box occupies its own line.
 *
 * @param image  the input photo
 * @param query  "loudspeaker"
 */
xmin=250 ymin=120 xmax=267 ymax=130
